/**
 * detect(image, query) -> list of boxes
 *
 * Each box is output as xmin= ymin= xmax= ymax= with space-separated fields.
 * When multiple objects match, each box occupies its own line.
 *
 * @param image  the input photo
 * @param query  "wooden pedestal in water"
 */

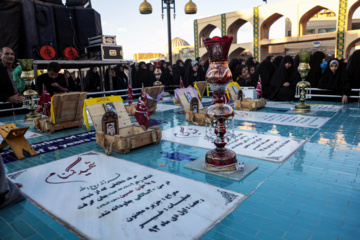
xmin=226 ymin=84 xmax=266 ymax=111
xmin=177 ymin=89 xmax=208 ymax=126
xmin=34 ymin=92 xmax=87 ymax=133
xmin=87 ymin=101 xmax=161 ymax=155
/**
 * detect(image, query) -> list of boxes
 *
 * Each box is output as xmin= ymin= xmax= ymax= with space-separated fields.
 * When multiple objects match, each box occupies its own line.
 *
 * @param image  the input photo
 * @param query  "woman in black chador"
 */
xmin=159 ymin=60 xmax=172 ymax=86
xmin=113 ymin=64 xmax=128 ymax=90
xmin=272 ymin=56 xmax=283 ymax=70
xmin=134 ymin=61 xmax=152 ymax=88
xmin=346 ymin=49 xmax=360 ymax=89
xmin=251 ymin=58 xmax=274 ymax=98
xmin=183 ymin=60 xmax=200 ymax=87
xmin=84 ymin=67 xmax=101 ymax=92
xmin=318 ymin=58 xmax=351 ymax=104
xmin=172 ymin=59 xmax=185 ymax=85
xmin=306 ymin=51 xmax=325 ymax=88
xmin=269 ymin=55 xmax=301 ymax=101
xmin=234 ymin=65 xmax=252 ymax=86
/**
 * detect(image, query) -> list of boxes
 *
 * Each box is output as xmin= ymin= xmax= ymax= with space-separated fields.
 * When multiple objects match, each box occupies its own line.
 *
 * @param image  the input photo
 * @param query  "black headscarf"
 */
xmin=293 ymin=55 xmax=300 ymax=70
xmin=135 ymin=61 xmax=151 ymax=88
xmin=266 ymin=55 xmax=274 ymax=61
xmin=114 ymin=64 xmax=128 ymax=90
xmin=234 ymin=65 xmax=251 ymax=86
xmin=159 ymin=60 xmax=173 ymax=86
xmin=245 ymin=57 xmax=257 ymax=69
xmin=183 ymin=60 xmax=200 ymax=87
xmin=204 ymin=59 xmax=210 ymax=73
xmin=269 ymin=55 xmax=300 ymax=101
xmin=183 ymin=59 xmax=192 ymax=72
xmin=84 ymin=67 xmax=101 ymax=92
xmin=252 ymin=58 xmax=274 ymax=98
xmin=347 ymin=49 xmax=360 ymax=89
xmin=272 ymin=56 xmax=283 ymax=70
xmin=229 ymin=58 xmax=241 ymax=75
xmin=172 ymin=59 xmax=185 ymax=85
xmin=318 ymin=58 xmax=351 ymax=96
xmin=306 ymin=51 xmax=325 ymax=88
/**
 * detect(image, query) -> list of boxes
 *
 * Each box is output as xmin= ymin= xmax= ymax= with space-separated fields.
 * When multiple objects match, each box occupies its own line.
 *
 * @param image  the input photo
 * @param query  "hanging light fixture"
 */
xmin=139 ymin=0 xmax=197 ymax=65
xmin=185 ymin=0 xmax=197 ymax=14
xmin=139 ymin=0 xmax=152 ymax=14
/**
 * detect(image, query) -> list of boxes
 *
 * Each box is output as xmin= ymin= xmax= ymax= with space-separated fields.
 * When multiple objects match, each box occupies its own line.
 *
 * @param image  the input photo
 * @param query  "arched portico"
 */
xmin=347 ymin=1 xmax=360 ymax=30
xmin=195 ymin=0 xmax=360 ymax=60
xmin=299 ymin=5 xmax=336 ymax=36
xmin=260 ymin=13 xmax=284 ymax=40
xmin=227 ymin=18 xmax=249 ymax=43
xmin=199 ymin=24 xmax=218 ymax=48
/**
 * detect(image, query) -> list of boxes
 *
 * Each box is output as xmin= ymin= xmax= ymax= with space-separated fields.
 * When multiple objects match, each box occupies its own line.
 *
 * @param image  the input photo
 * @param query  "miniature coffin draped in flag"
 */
xmin=256 ymin=76 xmax=262 ymax=98
xmin=36 ymin=87 xmax=51 ymax=117
xmin=134 ymin=86 xmax=151 ymax=130
xmin=127 ymin=83 xmax=134 ymax=105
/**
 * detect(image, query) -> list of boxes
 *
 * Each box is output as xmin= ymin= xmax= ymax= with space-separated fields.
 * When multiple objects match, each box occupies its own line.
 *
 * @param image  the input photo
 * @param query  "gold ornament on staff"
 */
xmin=18 ymin=59 xmax=41 ymax=121
xmin=294 ymin=52 xmax=311 ymax=113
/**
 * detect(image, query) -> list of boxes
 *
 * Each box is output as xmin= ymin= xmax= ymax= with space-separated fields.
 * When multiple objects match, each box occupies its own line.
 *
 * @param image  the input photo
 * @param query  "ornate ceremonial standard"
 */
xmin=18 ymin=59 xmax=41 ymax=121
xmin=203 ymin=36 xmax=238 ymax=171
xmin=294 ymin=52 xmax=312 ymax=113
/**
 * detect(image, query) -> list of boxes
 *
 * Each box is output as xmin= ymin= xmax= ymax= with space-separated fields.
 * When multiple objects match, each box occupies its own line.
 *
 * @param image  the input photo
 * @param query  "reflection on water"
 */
xmin=293 ymin=147 xmax=306 ymax=173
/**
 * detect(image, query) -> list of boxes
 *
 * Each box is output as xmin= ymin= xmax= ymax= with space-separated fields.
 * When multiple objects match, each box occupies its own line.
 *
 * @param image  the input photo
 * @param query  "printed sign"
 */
xmin=162 ymin=126 xmax=306 ymax=163
xmin=8 ymin=151 xmax=245 ymax=240
xmin=234 ymin=110 xmax=330 ymax=128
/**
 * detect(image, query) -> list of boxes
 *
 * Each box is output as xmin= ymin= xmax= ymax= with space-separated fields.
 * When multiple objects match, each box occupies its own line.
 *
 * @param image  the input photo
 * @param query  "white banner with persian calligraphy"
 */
xmin=156 ymin=104 xmax=181 ymax=112
xmin=162 ymin=126 xmax=306 ymax=163
xmin=7 ymin=151 xmax=245 ymax=240
xmin=265 ymin=102 xmax=343 ymax=112
xmin=234 ymin=110 xmax=330 ymax=128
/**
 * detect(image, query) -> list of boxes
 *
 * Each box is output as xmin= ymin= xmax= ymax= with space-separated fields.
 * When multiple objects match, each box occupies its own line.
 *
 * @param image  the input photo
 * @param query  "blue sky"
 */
xmin=80 ymin=0 xmax=359 ymax=60
xmin=87 ymin=0 xmax=281 ymax=59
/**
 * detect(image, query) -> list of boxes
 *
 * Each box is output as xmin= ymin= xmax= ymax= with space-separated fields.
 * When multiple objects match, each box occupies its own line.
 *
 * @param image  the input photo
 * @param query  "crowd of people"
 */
xmin=227 ymin=51 xmax=360 ymax=104
xmin=1 ymin=46 xmax=360 ymax=110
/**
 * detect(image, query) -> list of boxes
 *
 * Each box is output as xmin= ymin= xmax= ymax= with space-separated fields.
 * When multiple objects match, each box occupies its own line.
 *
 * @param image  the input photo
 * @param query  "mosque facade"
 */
xmin=194 ymin=0 xmax=360 ymax=61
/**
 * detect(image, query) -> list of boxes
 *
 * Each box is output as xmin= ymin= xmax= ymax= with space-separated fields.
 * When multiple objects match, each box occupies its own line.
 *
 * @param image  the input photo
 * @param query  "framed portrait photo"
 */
xmin=185 ymin=92 xmax=193 ymax=103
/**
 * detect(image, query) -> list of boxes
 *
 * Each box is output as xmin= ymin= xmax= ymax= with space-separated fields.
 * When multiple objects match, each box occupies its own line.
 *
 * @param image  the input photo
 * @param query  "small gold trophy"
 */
xmin=18 ymin=59 xmax=41 ymax=121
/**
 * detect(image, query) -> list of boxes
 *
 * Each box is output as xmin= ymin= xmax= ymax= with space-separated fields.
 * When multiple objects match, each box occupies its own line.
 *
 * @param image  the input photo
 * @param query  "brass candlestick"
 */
xmin=294 ymin=52 xmax=311 ymax=113
xmin=18 ymin=59 xmax=41 ymax=121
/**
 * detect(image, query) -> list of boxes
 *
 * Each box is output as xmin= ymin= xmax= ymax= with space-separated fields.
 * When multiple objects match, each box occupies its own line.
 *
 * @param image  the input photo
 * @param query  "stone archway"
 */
xmin=200 ymin=52 xmax=209 ymax=61
xmin=299 ymin=5 xmax=336 ymax=36
xmin=227 ymin=18 xmax=248 ymax=43
xmin=346 ymin=37 xmax=360 ymax=58
xmin=347 ymin=1 xmax=360 ymax=30
xmin=260 ymin=13 xmax=284 ymax=40
xmin=229 ymin=47 xmax=246 ymax=60
xmin=199 ymin=24 xmax=217 ymax=48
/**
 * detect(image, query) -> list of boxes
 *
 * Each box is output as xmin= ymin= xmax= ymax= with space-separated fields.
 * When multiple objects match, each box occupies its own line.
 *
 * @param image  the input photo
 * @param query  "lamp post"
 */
xmin=139 ymin=0 xmax=197 ymax=65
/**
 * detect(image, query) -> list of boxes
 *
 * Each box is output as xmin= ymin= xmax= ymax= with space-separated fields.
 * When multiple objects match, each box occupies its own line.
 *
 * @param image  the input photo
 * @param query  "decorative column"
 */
xmin=253 ymin=6 xmax=260 ymax=62
xmin=194 ymin=19 xmax=199 ymax=59
xmin=221 ymin=14 xmax=226 ymax=37
xmin=336 ymin=0 xmax=348 ymax=59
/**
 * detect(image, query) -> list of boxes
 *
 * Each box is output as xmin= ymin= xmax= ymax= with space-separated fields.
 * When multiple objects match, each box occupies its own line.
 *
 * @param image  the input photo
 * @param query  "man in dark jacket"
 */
xmin=36 ymin=62 xmax=68 ymax=96
xmin=0 ymin=47 xmax=23 ymax=104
